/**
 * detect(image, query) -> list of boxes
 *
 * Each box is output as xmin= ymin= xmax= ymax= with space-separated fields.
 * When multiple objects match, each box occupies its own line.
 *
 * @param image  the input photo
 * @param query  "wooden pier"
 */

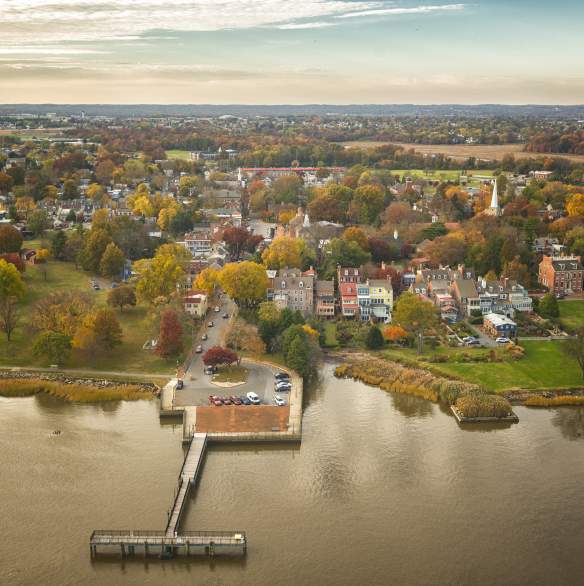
xmin=90 ymin=432 xmax=247 ymax=559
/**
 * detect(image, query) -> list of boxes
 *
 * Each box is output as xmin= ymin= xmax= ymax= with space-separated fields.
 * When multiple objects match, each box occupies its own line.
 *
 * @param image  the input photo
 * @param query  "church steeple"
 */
xmin=490 ymin=179 xmax=499 ymax=210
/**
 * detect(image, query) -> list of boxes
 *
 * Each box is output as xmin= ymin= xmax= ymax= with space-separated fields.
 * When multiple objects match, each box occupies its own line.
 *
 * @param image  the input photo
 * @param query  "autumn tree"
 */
xmin=0 ymin=225 xmax=23 ymax=254
xmin=218 ymin=261 xmax=268 ymax=308
xmin=202 ymin=345 xmax=238 ymax=367
xmin=307 ymin=194 xmax=346 ymax=223
xmin=75 ymin=308 xmax=123 ymax=352
xmin=382 ymin=325 xmax=408 ymax=343
xmin=99 ymin=242 xmax=125 ymax=279
xmin=350 ymin=184 xmax=385 ymax=224
xmin=226 ymin=319 xmax=266 ymax=355
xmin=342 ymin=227 xmax=369 ymax=251
xmin=501 ymin=256 xmax=531 ymax=286
xmin=566 ymin=193 xmax=584 ymax=217
xmin=222 ymin=226 xmax=250 ymax=260
xmin=564 ymin=328 xmax=584 ymax=379
xmin=155 ymin=309 xmax=184 ymax=358
xmin=272 ymin=174 xmax=303 ymax=204
xmin=134 ymin=244 xmax=189 ymax=304
xmin=33 ymin=291 xmax=93 ymax=336
xmin=0 ymin=259 xmax=26 ymax=341
xmin=261 ymin=236 xmax=307 ymax=269
xmin=107 ymin=285 xmax=137 ymax=312
xmin=194 ymin=267 xmax=220 ymax=295
xmin=393 ymin=292 xmax=439 ymax=354
xmin=64 ymin=227 xmax=85 ymax=268
xmin=424 ymin=234 xmax=468 ymax=267
xmin=81 ymin=228 xmax=112 ymax=273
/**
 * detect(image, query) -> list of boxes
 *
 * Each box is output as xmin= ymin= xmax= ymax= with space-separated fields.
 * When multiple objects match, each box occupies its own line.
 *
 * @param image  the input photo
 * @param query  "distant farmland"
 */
xmin=341 ymin=141 xmax=584 ymax=163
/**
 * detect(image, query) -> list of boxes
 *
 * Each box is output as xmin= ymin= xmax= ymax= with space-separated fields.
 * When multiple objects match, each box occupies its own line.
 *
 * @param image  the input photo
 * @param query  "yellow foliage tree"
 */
xmin=218 ymin=261 xmax=268 ymax=308
xmin=261 ymin=236 xmax=305 ymax=269
xmin=566 ymin=193 xmax=584 ymax=217
xmin=194 ymin=267 xmax=220 ymax=294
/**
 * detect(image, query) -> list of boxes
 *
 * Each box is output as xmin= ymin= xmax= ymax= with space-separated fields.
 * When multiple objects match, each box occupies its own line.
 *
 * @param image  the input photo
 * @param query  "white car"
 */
xmin=246 ymin=392 xmax=260 ymax=405
xmin=274 ymin=395 xmax=286 ymax=407
xmin=496 ymin=337 xmax=511 ymax=344
xmin=275 ymin=381 xmax=291 ymax=392
xmin=214 ymin=306 xmax=220 ymax=312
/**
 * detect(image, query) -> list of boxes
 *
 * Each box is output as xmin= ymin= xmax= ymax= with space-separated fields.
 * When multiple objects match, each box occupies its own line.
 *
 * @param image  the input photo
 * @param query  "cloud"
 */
xmin=337 ymin=4 xmax=465 ymax=19
xmin=0 ymin=1 xmax=381 ymax=45
xmin=0 ymin=47 xmax=108 ymax=55
xmin=278 ymin=21 xmax=336 ymax=30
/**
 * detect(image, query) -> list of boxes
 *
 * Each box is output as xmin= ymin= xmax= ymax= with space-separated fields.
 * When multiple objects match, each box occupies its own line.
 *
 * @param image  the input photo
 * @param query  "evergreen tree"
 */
xmin=365 ymin=325 xmax=384 ymax=349
xmin=538 ymin=293 xmax=559 ymax=319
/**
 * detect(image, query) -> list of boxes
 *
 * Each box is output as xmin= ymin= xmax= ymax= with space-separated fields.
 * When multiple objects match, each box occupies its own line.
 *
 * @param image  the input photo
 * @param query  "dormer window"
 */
xmin=281 ymin=281 xmax=286 ymax=289
xmin=299 ymin=281 xmax=304 ymax=288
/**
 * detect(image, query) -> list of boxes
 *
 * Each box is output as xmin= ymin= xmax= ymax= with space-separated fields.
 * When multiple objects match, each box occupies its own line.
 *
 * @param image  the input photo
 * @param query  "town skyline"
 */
xmin=1 ymin=0 xmax=583 ymax=104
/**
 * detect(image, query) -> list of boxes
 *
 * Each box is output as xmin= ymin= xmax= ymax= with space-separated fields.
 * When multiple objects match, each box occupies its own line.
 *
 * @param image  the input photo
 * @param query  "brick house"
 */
xmin=538 ymin=255 xmax=584 ymax=295
xmin=337 ymin=266 xmax=362 ymax=284
xmin=315 ymin=280 xmax=335 ymax=318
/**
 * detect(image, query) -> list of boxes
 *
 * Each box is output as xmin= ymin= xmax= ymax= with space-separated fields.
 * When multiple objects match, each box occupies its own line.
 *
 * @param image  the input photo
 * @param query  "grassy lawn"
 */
xmin=323 ymin=322 xmax=339 ymax=348
xmin=420 ymin=340 xmax=582 ymax=392
xmin=212 ymin=365 xmax=249 ymax=383
xmin=0 ymin=260 xmax=175 ymax=374
xmin=166 ymin=149 xmax=191 ymax=160
xmin=559 ymin=300 xmax=584 ymax=332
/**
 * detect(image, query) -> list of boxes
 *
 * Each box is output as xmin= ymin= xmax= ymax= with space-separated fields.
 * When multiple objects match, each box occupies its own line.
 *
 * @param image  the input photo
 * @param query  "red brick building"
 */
xmin=538 ymin=255 xmax=584 ymax=295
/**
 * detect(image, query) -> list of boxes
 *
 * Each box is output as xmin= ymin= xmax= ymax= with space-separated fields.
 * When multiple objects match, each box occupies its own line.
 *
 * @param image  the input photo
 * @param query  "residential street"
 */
xmin=173 ymin=296 xmax=278 ymax=407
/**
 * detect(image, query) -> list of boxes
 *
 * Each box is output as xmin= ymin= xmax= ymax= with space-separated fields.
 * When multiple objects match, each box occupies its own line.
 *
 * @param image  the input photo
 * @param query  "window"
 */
xmin=281 ymin=281 xmax=286 ymax=289
xmin=299 ymin=281 xmax=304 ymax=288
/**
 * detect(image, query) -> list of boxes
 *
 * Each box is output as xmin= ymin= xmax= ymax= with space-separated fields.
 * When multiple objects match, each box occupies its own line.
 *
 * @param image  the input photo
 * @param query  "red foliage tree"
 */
xmin=155 ymin=309 xmax=183 ymax=359
xmin=0 ymin=253 xmax=25 ymax=272
xmin=222 ymin=226 xmax=250 ymax=260
xmin=202 ymin=345 xmax=238 ymax=367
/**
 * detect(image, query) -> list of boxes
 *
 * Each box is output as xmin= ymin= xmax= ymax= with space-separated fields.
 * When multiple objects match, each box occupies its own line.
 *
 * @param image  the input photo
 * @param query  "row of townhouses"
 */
xmin=266 ymin=266 xmax=394 ymax=322
xmin=410 ymin=265 xmax=533 ymax=321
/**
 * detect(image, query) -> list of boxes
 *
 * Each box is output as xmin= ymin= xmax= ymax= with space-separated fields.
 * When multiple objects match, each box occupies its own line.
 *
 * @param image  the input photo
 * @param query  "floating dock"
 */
xmin=90 ymin=433 xmax=247 ymax=559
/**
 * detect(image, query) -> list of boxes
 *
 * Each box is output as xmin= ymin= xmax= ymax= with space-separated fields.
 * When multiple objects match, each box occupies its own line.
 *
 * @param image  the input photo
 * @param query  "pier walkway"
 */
xmin=165 ymin=432 xmax=207 ymax=537
xmin=90 ymin=432 xmax=247 ymax=558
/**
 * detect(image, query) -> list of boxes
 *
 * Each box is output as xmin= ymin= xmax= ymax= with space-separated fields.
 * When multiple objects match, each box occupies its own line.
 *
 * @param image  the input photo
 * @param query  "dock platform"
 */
xmin=90 ymin=433 xmax=246 ymax=559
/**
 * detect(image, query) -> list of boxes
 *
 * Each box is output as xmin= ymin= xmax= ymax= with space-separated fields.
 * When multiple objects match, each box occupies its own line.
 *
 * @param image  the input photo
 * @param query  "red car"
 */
xmin=230 ymin=396 xmax=242 ymax=405
xmin=209 ymin=395 xmax=223 ymax=406
xmin=222 ymin=397 xmax=233 ymax=405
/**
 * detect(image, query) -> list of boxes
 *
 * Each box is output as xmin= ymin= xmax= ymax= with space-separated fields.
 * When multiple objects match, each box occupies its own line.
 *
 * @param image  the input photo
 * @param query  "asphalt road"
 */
xmin=173 ymin=296 xmax=284 ymax=407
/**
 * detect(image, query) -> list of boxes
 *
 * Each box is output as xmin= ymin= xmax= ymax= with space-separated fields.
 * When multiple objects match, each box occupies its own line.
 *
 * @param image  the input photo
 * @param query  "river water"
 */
xmin=1 ymin=363 xmax=583 ymax=585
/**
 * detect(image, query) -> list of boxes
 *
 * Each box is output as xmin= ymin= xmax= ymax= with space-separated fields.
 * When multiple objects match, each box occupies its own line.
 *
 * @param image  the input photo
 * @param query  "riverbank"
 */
xmin=333 ymin=353 xmax=515 ymax=420
xmin=0 ymin=371 xmax=158 ymax=402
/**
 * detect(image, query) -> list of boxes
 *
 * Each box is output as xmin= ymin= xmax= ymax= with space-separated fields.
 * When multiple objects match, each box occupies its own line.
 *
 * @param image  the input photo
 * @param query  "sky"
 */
xmin=0 ymin=0 xmax=583 ymax=104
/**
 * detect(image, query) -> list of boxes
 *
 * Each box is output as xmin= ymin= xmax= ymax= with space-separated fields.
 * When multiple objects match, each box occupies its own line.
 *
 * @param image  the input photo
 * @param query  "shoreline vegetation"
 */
xmin=0 ymin=376 xmax=157 ymax=403
xmin=524 ymin=395 xmax=584 ymax=407
xmin=334 ymin=355 xmax=514 ymax=419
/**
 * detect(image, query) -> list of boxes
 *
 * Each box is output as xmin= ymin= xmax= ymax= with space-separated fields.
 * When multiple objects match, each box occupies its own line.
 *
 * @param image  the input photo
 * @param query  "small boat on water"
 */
xmin=49 ymin=430 xmax=62 ymax=437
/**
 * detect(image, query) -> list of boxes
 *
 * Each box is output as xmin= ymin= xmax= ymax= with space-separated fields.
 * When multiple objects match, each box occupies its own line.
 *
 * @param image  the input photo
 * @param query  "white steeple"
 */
xmin=490 ymin=179 xmax=499 ymax=210
xmin=303 ymin=212 xmax=310 ymax=228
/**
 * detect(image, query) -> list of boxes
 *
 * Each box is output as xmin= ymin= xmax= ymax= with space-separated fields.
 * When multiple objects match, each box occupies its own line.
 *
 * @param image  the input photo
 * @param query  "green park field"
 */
xmin=0 ymin=258 xmax=175 ymax=376
xmin=559 ymin=300 xmax=584 ymax=333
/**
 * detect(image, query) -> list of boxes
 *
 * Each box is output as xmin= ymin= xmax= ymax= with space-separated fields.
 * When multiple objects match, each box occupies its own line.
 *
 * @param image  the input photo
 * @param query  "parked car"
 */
xmin=240 ymin=396 xmax=251 ymax=405
xmin=201 ymin=333 xmax=208 ymax=341
xmin=222 ymin=397 xmax=233 ymax=405
xmin=275 ymin=382 xmax=291 ymax=392
xmin=176 ymin=379 xmax=184 ymax=390
xmin=93 ymin=284 xmax=100 ymax=290
xmin=462 ymin=336 xmax=475 ymax=343
xmin=111 ymin=282 xmax=118 ymax=289
xmin=195 ymin=345 xmax=203 ymax=353
xmin=230 ymin=396 xmax=242 ymax=405
xmin=465 ymin=339 xmax=481 ymax=346
xmin=247 ymin=392 xmax=260 ymax=405
xmin=209 ymin=395 xmax=222 ymax=406
xmin=274 ymin=395 xmax=286 ymax=407
xmin=222 ymin=313 xmax=229 ymax=319
xmin=274 ymin=372 xmax=290 ymax=380
xmin=214 ymin=306 xmax=220 ymax=312
xmin=208 ymin=321 xmax=214 ymax=327
xmin=204 ymin=365 xmax=217 ymax=375
xmin=496 ymin=337 xmax=511 ymax=344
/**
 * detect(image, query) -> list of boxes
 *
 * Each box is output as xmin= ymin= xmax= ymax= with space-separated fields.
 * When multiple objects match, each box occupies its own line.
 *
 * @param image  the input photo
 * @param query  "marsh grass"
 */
xmin=0 ymin=379 xmax=153 ymax=402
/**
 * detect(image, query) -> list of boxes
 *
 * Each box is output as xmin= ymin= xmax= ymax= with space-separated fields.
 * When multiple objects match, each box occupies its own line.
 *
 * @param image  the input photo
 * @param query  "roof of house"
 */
xmin=484 ymin=313 xmax=516 ymax=327
xmin=453 ymin=279 xmax=479 ymax=299
xmin=316 ymin=280 xmax=334 ymax=295
xmin=367 ymin=279 xmax=392 ymax=290
xmin=339 ymin=282 xmax=358 ymax=296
